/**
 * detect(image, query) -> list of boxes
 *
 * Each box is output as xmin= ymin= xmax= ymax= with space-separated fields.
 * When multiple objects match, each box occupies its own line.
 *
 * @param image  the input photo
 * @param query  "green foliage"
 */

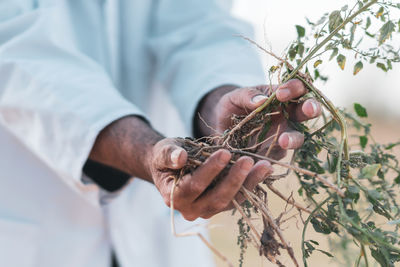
xmin=296 ymin=25 xmax=306 ymax=38
xmin=354 ymin=103 xmax=368 ymax=117
xmin=234 ymin=1 xmax=400 ymax=266
xmin=286 ymin=2 xmax=400 ymax=265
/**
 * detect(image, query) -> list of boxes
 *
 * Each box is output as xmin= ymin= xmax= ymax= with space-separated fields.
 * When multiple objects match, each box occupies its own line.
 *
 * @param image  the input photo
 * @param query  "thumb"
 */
xmin=228 ymin=87 xmax=268 ymax=112
xmin=154 ymin=142 xmax=188 ymax=170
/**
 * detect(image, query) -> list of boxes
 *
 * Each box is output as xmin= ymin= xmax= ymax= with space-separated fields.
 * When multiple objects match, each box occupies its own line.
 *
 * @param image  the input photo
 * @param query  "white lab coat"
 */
xmin=0 ymin=0 xmax=265 ymax=266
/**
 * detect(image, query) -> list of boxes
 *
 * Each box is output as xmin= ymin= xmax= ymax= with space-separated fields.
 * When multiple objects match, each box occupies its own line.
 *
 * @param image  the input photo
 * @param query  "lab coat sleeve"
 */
xmin=0 ymin=3 xmax=143 ymax=194
xmin=149 ymin=0 xmax=266 ymax=134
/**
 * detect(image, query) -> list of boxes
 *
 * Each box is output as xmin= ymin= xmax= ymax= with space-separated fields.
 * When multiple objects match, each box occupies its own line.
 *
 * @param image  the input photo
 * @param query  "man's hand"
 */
xmin=149 ymin=138 xmax=273 ymax=221
xmin=88 ymin=116 xmax=272 ymax=220
xmin=196 ymin=79 xmax=322 ymax=159
xmin=88 ymin=79 xmax=321 ymax=221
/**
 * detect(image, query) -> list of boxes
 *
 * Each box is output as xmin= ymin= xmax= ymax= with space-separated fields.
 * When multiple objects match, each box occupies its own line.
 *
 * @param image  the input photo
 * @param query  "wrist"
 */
xmin=193 ymin=85 xmax=238 ymax=137
xmin=89 ymin=115 xmax=163 ymax=182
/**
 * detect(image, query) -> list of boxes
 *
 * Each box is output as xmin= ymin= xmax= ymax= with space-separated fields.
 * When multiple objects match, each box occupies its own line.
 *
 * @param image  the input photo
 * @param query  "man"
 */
xmin=0 ymin=1 xmax=321 ymax=266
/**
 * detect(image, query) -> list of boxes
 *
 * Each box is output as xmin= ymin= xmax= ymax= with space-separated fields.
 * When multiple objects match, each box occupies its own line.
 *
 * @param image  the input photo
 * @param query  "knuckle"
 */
xmin=189 ymin=181 xmax=204 ymax=195
xmin=248 ymin=87 xmax=263 ymax=96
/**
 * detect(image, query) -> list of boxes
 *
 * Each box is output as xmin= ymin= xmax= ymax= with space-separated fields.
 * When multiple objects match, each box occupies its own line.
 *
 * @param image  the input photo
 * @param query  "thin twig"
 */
xmin=233 ymin=150 xmax=345 ymax=197
xmin=242 ymin=187 xmax=299 ymax=267
xmin=223 ymin=99 xmax=279 ymax=146
xmin=267 ymin=184 xmax=312 ymax=214
xmin=237 ymin=35 xmax=285 ymax=63
xmin=170 ymin=181 xmax=234 ymax=267
xmin=242 ymin=133 xmax=277 ymax=151
xmin=265 ymin=124 xmax=281 ymax=157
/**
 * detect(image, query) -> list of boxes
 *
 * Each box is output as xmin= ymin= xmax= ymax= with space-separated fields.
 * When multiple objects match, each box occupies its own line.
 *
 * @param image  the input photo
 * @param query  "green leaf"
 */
xmin=288 ymin=44 xmax=297 ymax=60
xmin=350 ymin=23 xmax=357 ymax=45
xmin=378 ymin=21 xmax=395 ymax=45
xmin=336 ymin=54 xmax=346 ymax=70
xmin=354 ymin=103 xmax=368 ymax=117
xmin=316 ymin=249 xmax=334 ymax=258
xmin=395 ymin=175 xmax=400 ymax=184
xmin=311 ymin=218 xmax=332 ymax=234
xmin=366 ymin=17 xmax=371 ymax=29
xmin=360 ymin=135 xmax=368 ymax=149
xmin=314 ymin=59 xmax=323 ymax=68
xmin=346 ymin=209 xmax=361 ymax=223
xmin=385 ymin=142 xmax=400 ymax=150
xmin=353 ymin=61 xmax=363 ymax=75
xmin=297 ymin=43 xmax=305 ymax=57
xmin=329 ymin=48 xmax=338 ymax=61
xmin=329 ymin=10 xmax=344 ymax=33
xmin=367 ymin=189 xmax=383 ymax=200
xmin=387 ymin=60 xmax=393 ymax=70
xmin=296 ymin=25 xmax=305 ymax=38
xmin=370 ymin=248 xmax=391 ymax=267
xmin=361 ymin=164 xmax=381 ymax=179
xmin=346 ymin=185 xmax=360 ymax=203
xmin=377 ymin=62 xmax=388 ymax=72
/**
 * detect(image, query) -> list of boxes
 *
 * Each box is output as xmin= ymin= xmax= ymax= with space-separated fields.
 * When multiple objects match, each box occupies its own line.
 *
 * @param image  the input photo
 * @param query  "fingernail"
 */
xmin=310 ymin=101 xmax=319 ymax=117
xmin=251 ymin=94 xmax=268 ymax=104
xmin=171 ymin=149 xmax=182 ymax=167
xmin=277 ymin=88 xmax=290 ymax=100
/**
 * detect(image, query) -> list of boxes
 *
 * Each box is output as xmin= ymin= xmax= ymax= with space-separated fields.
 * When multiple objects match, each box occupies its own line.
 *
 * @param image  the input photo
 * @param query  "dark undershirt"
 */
xmin=83 ymin=159 xmax=131 ymax=192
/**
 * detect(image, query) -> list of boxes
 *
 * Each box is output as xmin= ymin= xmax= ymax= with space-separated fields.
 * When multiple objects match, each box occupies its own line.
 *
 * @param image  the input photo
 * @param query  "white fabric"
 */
xmin=0 ymin=0 xmax=265 ymax=266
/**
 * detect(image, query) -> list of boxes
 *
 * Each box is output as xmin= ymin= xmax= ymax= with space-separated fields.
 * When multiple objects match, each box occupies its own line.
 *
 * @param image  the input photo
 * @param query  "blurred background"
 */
xmin=208 ymin=1 xmax=400 ymax=266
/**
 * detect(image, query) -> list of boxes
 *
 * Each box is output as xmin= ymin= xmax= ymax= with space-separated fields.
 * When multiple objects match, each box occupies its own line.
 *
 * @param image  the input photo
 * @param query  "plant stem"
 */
xmin=361 ymin=244 xmax=369 ymax=267
xmin=289 ymin=0 xmax=378 ymax=79
xmin=301 ymin=197 xmax=332 ymax=267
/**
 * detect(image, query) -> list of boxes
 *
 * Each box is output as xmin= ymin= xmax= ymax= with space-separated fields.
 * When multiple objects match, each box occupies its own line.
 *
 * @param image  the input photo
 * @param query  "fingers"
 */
xmin=196 ymin=156 xmax=254 ymax=219
xmin=153 ymin=139 xmax=188 ymax=170
xmin=174 ymin=149 xmax=231 ymax=202
xmin=278 ymin=131 xmax=305 ymax=150
xmin=290 ymin=98 xmax=322 ymax=122
xmin=242 ymin=160 xmax=273 ymax=189
xmin=276 ymin=79 xmax=307 ymax=102
xmin=234 ymin=160 xmax=273 ymax=204
xmin=225 ymin=87 xmax=268 ymax=113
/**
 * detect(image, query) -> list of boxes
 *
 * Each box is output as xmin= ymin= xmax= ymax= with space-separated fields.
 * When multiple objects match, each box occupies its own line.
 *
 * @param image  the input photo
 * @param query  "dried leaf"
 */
xmin=376 ymin=6 xmax=384 ymax=18
xmin=378 ymin=21 xmax=395 ymax=45
xmin=314 ymin=59 xmax=323 ymax=68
